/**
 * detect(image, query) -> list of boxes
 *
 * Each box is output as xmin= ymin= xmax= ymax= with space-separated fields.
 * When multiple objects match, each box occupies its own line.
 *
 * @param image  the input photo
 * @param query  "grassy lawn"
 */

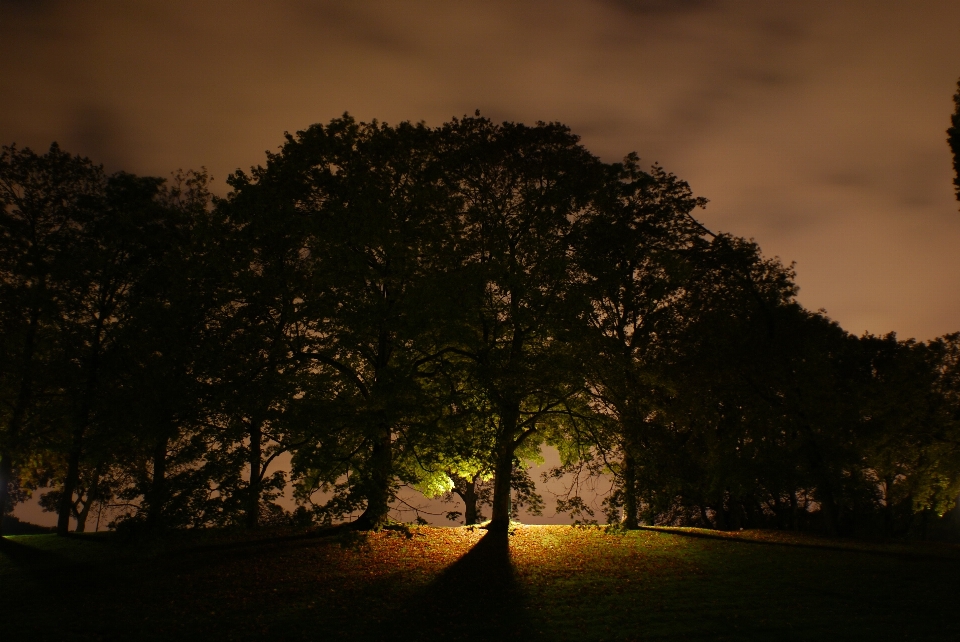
xmin=3 ymin=525 xmax=958 ymax=641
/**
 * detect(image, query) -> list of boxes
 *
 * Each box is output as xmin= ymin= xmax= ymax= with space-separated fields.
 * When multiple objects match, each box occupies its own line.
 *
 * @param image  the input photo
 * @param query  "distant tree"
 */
xmin=214 ymin=157 xmax=324 ymax=529
xmin=443 ymin=472 xmax=490 ymax=525
xmin=572 ymin=158 xmax=710 ymax=528
xmin=52 ymin=171 xmax=174 ymax=535
xmin=855 ymin=333 xmax=960 ymax=537
xmin=635 ymin=237 xmax=820 ymax=531
xmin=949 ymin=78 xmax=960 ymax=204
xmin=102 ymin=169 xmax=233 ymax=534
xmin=0 ymin=143 xmax=104 ymax=536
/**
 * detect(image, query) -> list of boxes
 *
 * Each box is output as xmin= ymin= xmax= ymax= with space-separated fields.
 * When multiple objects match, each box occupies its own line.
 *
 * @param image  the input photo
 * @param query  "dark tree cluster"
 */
xmin=2 ymin=111 xmax=959 ymax=539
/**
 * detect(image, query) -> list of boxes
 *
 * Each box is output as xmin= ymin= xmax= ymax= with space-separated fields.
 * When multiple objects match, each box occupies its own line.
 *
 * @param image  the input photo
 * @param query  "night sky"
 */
xmin=4 ymin=1 xmax=960 ymax=525
xmin=4 ymin=1 xmax=960 ymax=341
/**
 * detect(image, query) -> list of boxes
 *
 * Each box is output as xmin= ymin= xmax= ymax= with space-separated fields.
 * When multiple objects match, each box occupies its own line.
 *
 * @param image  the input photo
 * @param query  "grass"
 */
xmin=3 ymin=524 xmax=959 ymax=641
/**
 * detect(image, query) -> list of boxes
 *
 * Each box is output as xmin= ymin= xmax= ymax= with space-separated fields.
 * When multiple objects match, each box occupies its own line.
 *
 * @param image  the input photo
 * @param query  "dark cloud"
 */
xmin=601 ymin=0 xmax=716 ymax=16
xmin=1 ymin=0 xmax=959 ymax=340
xmin=68 ymin=104 xmax=130 ymax=172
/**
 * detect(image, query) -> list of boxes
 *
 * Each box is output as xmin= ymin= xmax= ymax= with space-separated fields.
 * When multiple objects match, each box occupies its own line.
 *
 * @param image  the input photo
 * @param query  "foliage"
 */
xmin=949 ymin=78 xmax=960 ymax=204
xmin=2 ymin=109 xmax=959 ymax=540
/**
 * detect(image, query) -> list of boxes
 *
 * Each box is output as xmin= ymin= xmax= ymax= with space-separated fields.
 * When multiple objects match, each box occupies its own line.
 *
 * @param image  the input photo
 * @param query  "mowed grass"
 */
xmin=3 ymin=525 xmax=958 ymax=641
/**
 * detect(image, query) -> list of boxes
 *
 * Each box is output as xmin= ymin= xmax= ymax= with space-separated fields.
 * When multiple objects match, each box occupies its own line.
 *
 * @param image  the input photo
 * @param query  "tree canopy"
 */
xmin=2 ymin=111 xmax=959 ymax=540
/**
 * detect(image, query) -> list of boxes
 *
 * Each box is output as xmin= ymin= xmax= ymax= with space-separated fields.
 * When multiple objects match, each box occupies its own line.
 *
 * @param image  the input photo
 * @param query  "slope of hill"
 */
xmin=3 ymin=525 xmax=958 ymax=640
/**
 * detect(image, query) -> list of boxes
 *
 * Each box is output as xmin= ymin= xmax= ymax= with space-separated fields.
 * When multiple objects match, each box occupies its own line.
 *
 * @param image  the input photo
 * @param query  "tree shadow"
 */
xmin=0 ymin=536 xmax=67 ymax=570
xmin=643 ymin=526 xmax=960 ymax=560
xmin=373 ymin=529 xmax=532 ymax=641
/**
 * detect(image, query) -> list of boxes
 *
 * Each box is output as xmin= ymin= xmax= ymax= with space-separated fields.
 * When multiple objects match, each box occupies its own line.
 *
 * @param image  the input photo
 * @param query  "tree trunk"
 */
xmin=145 ymin=429 xmax=170 ymax=535
xmin=715 ymin=498 xmax=729 ymax=531
xmin=57 ymin=424 xmax=85 ymax=535
xmin=73 ymin=466 xmax=103 ymax=533
xmin=455 ymin=474 xmax=481 ymax=525
xmin=798 ymin=426 xmax=839 ymax=536
xmin=58 ymin=323 xmax=102 ymax=536
xmin=487 ymin=401 xmax=522 ymax=533
xmin=816 ymin=487 xmax=839 ymax=536
xmin=246 ymin=420 xmax=263 ymax=529
xmin=354 ymin=426 xmax=392 ymax=531
xmin=622 ymin=451 xmax=639 ymax=529
xmin=699 ymin=505 xmax=712 ymax=529
xmin=882 ymin=476 xmax=895 ymax=537
xmin=0 ymin=450 xmax=12 ymax=538
xmin=488 ymin=442 xmax=515 ymax=533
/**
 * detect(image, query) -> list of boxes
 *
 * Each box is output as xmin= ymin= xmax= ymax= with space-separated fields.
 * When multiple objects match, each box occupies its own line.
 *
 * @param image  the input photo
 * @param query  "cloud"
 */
xmin=1 ymin=0 xmax=959 ymax=339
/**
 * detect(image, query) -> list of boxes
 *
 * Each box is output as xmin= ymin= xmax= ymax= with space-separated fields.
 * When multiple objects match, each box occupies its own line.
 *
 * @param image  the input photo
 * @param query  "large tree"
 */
xmin=51 ymin=171 xmax=174 ymax=535
xmin=0 ymin=144 xmax=105 ymax=536
xmin=572 ymin=159 xmax=711 ymax=528
xmin=439 ymin=116 xmax=603 ymax=532
xmin=228 ymin=116 xmax=459 ymax=530
xmin=103 ymin=169 xmax=233 ymax=534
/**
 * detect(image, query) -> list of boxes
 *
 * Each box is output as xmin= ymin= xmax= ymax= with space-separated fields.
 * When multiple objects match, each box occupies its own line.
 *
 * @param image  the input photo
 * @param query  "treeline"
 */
xmin=2 ymin=114 xmax=959 ymax=539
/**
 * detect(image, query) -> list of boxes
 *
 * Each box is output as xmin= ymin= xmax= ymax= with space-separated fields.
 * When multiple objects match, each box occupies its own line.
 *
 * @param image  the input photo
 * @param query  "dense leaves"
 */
xmin=1 ymin=109 xmax=959 ymax=541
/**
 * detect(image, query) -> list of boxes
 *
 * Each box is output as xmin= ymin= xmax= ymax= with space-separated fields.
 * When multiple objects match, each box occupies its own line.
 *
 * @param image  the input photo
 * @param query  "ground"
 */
xmin=2 ymin=525 xmax=958 ymax=641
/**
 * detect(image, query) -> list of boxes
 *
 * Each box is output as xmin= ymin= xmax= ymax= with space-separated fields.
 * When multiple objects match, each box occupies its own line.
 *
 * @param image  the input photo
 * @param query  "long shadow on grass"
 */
xmin=0 ymin=536 xmax=68 ymax=571
xmin=372 ymin=529 xmax=531 ymax=641
xmin=644 ymin=526 xmax=960 ymax=560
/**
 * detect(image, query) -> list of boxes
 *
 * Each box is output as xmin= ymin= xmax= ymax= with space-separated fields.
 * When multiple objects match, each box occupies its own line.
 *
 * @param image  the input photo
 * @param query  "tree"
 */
xmin=572 ymin=158 xmax=710 ymax=528
xmin=854 ymin=333 xmax=960 ymax=537
xmin=0 ymin=143 xmax=105 ymax=536
xmin=228 ymin=116 xmax=459 ymax=530
xmin=52 ymin=171 xmax=173 ymax=535
xmin=214 ymin=158 xmax=323 ymax=529
xmin=103 ymin=169 xmax=232 ymax=534
xmin=949 ymin=78 xmax=960 ymax=205
xmin=439 ymin=116 xmax=603 ymax=532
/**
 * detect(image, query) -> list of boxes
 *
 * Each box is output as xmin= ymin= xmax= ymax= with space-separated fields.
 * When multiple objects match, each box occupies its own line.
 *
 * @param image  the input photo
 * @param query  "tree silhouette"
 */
xmin=0 ymin=144 xmax=105 ymax=536
xmin=3 ymin=111 xmax=959 ymax=540
xmin=572 ymin=159 xmax=710 ymax=528
xmin=949 ymin=78 xmax=960 ymax=204
xmin=439 ymin=115 xmax=603 ymax=532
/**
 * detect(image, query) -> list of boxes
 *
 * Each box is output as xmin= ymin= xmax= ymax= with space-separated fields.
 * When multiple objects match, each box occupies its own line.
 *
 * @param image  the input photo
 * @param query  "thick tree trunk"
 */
xmin=622 ymin=451 xmax=639 ymax=529
xmin=454 ymin=473 xmax=481 ymax=525
xmin=488 ymin=443 xmax=515 ymax=533
xmin=145 ymin=429 xmax=170 ymax=535
xmin=74 ymin=466 xmax=103 ymax=533
xmin=0 ymin=450 xmax=12 ymax=538
xmin=57 ymin=425 xmax=84 ymax=535
xmin=354 ymin=426 xmax=392 ymax=531
xmin=488 ymin=402 xmax=522 ymax=533
xmin=246 ymin=421 xmax=263 ymax=529
xmin=74 ymin=477 xmax=99 ymax=534
xmin=798 ymin=426 xmax=839 ymax=536
xmin=715 ymin=493 xmax=730 ymax=530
